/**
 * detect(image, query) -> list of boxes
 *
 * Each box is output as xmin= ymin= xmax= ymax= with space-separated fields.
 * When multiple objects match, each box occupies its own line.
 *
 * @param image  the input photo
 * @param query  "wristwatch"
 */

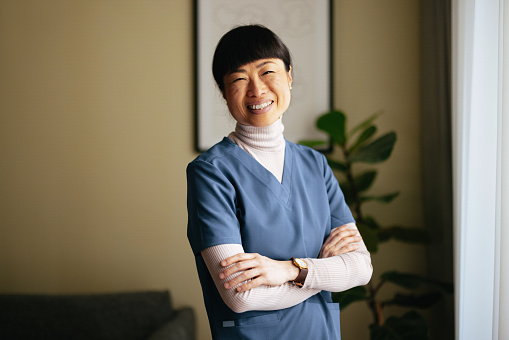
xmin=290 ymin=257 xmax=308 ymax=287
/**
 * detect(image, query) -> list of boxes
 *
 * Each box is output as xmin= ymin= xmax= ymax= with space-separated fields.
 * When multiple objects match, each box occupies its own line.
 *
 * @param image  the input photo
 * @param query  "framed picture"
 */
xmin=194 ymin=0 xmax=333 ymax=152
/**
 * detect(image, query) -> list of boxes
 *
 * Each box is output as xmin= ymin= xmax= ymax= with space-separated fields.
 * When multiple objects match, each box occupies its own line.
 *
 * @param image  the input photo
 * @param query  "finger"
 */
xmin=329 ymin=228 xmax=359 ymax=240
xmin=332 ymin=235 xmax=362 ymax=247
xmin=326 ymin=232 xmax=361 ymax=247
xmin=322 ymin=243 xmax=361 ymax=258
xmin=324 ymin=229 xmax=359 ymax=246
xmin=224 ymin=268 xmax=261 ymax=289
xmin=234 ymin=276 xmax=264 ymax=292
xmin=221 ymin=253 xmax=257 ymax=267
xmin=321 ymin=234 xmax=361 ymax=256
xmin=339 ymin=243 xmax=361 ymax=254
xmin=325 ymin=236 xmax=362 ymax=254
xmin=333 ymin=224 xmax=353 ymax=234
xmin=321 ymin=237 xmax=361 ymax=257
xmin=220 ymin=258 xmax=259 ymax=279
xmin=325 ymin=228 xmax=349 ymax=241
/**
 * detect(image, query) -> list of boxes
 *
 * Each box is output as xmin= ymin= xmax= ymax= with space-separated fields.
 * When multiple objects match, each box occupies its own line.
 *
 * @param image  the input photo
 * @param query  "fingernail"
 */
xmin=219 ymin=273 xmax=224 ymax=279
xmin=221 ymin=261 xmax=226 ymax=266
xmin=224 ymin=283 xmax=229 ymax=289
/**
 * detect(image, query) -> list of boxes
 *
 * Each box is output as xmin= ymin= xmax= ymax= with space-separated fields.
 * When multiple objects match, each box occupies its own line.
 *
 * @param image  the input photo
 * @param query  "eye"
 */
xmin=263 ymin=70 xmax=275 ymax=75
xmin=231 ymin=77 xmax=246 ymax=83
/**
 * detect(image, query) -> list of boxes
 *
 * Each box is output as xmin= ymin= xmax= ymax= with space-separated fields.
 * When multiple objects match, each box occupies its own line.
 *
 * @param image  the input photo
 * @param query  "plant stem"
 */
xmin=341 ymin=146 xmax=363 ymax=223
xmin=343 ymin=140 xmax=383 ymax=325
xmin=367 ymin=281 xmax=385 ymax=326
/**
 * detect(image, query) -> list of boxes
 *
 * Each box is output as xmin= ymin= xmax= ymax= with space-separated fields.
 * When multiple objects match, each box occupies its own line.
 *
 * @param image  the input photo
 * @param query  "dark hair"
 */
xmin=212 ymin=24 xmax=292 ymax=92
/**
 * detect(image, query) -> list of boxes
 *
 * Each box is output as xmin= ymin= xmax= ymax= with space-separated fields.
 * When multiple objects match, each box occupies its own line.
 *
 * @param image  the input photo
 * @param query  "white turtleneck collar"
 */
xmin=228 ymin=118 xmax=286 ymax=182
xmin=231 ymin=118 xmax=285 ymax=151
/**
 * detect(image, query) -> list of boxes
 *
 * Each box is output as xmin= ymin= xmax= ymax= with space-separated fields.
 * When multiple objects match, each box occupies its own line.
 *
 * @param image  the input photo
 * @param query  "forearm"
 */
xmin=202 ymin=244 xmax=320 ymax=313
xmin=303 ymin=223 xmax=373 ymax=291
xmin=303 ymin=251 xmax=373 ymax=292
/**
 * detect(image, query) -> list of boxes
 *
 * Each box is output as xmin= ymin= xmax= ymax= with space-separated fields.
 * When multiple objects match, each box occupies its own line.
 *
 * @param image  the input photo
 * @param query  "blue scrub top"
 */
xmin=187 ymin=138 xmax=354 ymax=340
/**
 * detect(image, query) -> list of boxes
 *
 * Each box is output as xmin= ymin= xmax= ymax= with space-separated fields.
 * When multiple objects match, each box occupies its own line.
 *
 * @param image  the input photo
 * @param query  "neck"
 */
xmin=232 ymin=119 xmax=285 ymax=151
xmin=228 ymin=118 xmax=286 ymax=182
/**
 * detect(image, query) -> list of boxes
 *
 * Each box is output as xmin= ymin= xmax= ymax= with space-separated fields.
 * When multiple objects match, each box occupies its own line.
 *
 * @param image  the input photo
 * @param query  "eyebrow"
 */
xmin=230 ymin=61 xmax=276 ymax=74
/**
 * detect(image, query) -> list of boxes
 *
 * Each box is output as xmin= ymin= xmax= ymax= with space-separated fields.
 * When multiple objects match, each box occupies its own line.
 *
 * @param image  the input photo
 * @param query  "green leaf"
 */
xmin=381 ymin=271 xmax=428 ymax=290
xmin=381 ymin=271 xmax=454 ymax=294
xmin=298 ymin=139 xmax=327 ymax=148
xmin=377 ymin=227 xmax=430 ymax=244
xmin=349 ymin=110 xmax=383 ymax=137
xmin=349 ymin=132 xmax=396 ymax=164
xmin=382 ymin=291 xmax=443 ymax=309
xmin=349 ymin=125 xmax=377 ymax=153
xmin=327 ymin=158 xmax=347 ymax=172
xmin=370 ymin=311 xmax=428 ymax=340
xmin=363 ymin=216 xmax=381 ymax=230
xmin=316 ymin=110 xmax=346 ymax=146
xmin=339 ymin=181 xmax=354 ymax=206
xmin=332 ymin=286 xmax=368 ymax=309
xmin=377 ymin=231 xmax=391 ymax=243
xmin=357 ymin=222 xmax=379 ymax=253
xmin=360 ymin=192 xmax=400 ymax=204
xmin=354 ymin=170 xmax=377 ymax=193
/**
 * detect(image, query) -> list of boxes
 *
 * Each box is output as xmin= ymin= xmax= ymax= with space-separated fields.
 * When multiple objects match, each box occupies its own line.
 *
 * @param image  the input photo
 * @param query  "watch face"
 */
xmin=295 ymin=258 xmax=307 ymax=268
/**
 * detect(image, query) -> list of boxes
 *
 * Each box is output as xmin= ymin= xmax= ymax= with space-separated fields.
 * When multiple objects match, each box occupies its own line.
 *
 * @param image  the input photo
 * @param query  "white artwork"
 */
xmin=195 ymin=0 xmax=332 ymax=151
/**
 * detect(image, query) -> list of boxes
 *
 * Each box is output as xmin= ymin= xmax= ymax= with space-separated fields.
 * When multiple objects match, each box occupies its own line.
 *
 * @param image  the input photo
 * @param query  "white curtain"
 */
xmin=452 ymin=0 xmax=508 ymax=339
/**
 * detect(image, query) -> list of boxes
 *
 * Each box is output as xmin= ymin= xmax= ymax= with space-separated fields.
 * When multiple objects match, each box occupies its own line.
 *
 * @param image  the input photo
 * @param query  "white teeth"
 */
xmin=248 ymin=101 xmax=273 ymax=110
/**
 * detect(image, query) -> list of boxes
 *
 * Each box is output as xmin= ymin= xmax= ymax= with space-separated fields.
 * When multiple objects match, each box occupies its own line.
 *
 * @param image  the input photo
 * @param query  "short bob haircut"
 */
xmin=212 ymin=24 xmax=292 ymax=92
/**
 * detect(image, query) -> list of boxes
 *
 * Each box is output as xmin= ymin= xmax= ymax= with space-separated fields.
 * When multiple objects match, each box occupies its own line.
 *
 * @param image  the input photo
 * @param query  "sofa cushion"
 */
xmin=147 ymin=307 xmax=195 ymax=340
xmin=0 ymin=291 xmax=174 ymax=340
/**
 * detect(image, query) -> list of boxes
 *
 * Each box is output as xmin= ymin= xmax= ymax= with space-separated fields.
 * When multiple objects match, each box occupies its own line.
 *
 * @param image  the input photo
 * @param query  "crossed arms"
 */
xmin=201 ymin=223 xmax=373 ymax=313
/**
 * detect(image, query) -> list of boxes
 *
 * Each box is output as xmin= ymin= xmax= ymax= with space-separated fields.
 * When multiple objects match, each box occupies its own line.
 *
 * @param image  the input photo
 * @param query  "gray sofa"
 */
xmin=0 ymin=290 xmax=195 ymax=340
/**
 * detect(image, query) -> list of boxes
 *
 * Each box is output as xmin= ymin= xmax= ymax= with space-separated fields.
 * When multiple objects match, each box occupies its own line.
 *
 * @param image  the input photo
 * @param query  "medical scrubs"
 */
xmin=187 ymin=138 xmax=354 ymax=340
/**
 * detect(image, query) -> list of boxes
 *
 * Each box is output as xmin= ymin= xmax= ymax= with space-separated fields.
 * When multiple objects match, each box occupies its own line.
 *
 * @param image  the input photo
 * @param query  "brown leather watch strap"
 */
xmin=293 ymin=267 xmax=308 ymax=287
xmin=291 ymin=257 xmax=309 ymax=287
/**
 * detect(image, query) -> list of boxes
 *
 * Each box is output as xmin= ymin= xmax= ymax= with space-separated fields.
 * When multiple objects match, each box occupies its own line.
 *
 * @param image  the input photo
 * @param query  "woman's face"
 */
xmin=222 ymin=58 xmax=292 ymax=127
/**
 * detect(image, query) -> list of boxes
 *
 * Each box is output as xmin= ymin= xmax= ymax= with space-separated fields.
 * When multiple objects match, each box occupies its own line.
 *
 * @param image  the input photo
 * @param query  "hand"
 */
xmin=319 ymin=224 xmax=362 ymax=258
xmin=219 ymin=253 xmax=299 ymax=293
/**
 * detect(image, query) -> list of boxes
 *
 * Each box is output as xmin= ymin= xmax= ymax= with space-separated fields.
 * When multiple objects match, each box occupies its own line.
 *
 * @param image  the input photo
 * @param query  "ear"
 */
xmin=287 ymin=66 xmax=293 ymax=87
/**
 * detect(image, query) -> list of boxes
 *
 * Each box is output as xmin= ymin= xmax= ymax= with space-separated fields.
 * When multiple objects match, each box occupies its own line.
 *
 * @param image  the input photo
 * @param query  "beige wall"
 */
xmin=0 ymin=1 xmax=423 ymax=339
xmin=334 ymin=1 xmax=425 ymax=338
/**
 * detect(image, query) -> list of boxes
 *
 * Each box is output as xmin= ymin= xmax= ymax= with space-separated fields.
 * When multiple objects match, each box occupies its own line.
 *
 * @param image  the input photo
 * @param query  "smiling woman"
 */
xmin=222 ymin=58 xmax=292 ymax=127
xmin=187 ymin=25 xmax=372 ymax=340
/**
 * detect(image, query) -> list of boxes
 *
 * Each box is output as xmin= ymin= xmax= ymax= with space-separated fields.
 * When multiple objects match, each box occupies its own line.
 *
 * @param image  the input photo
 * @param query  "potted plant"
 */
xmin=300 ymin=110 xmax=453 ymax=340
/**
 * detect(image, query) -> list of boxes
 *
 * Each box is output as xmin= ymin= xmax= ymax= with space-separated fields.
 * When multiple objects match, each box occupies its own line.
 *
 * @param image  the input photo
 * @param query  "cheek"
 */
xmin=273 ymin=78 xmax=290 ymax=98
xmin=225 ymin=90 xmax=247 ymax=117
xmin=278 ymin=85 xmax=291 ymax=105
xmin=225 ymin=88 xmax=243 ymax=106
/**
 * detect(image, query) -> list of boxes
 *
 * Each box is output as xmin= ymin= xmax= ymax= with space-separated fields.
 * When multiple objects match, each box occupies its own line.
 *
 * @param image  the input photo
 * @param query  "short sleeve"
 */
xmin=187 ymin=160 xmax=242 ymax=255
xmin=321 ymin=154 xmax=355 ymax=228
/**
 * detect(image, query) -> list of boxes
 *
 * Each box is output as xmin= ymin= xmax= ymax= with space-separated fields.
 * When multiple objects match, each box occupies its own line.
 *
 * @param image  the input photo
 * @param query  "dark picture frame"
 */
xmin=194 ymin=0 xmax=333 ymax=152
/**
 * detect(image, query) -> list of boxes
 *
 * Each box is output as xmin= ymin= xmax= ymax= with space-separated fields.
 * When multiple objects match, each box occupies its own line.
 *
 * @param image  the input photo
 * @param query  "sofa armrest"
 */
xmin=146 ymin=307 xmax=196 ymax=340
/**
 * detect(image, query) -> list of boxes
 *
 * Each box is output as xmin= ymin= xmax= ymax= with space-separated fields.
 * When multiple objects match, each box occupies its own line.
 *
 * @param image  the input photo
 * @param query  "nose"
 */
xmin=247 ymin=77 xmax=267 ymax=97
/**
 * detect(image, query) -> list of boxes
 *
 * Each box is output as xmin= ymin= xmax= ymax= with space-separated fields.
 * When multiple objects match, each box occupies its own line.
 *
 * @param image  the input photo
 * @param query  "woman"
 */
xmin=187 ymin=25 xmax=372 ymax=339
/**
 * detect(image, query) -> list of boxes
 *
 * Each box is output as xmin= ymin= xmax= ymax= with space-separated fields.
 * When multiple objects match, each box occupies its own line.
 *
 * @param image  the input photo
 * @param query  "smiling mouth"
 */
xmin=247 ymin=101 xmax=273 ymax=110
